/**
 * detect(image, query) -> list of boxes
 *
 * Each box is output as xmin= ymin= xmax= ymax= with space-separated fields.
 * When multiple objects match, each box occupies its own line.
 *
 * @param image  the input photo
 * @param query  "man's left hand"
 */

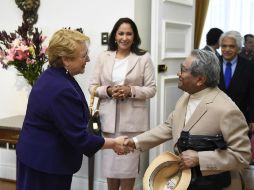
xmin=179 ymin=150 xmax=199 ymax=169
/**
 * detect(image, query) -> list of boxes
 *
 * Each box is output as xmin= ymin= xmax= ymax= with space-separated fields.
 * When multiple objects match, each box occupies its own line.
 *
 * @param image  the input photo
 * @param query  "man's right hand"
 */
xmin=124 ymin=138 xmax=136 ymax=152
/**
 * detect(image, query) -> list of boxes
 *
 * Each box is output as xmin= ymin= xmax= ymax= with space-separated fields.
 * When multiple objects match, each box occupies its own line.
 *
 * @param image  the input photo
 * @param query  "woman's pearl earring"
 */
xmin=65 ymin=65 xmax=69 ymax=74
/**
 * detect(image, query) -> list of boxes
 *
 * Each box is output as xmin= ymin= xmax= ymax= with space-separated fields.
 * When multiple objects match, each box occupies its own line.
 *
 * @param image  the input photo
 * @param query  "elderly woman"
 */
xmin=16 ymin=29 xmax=126 ymax=190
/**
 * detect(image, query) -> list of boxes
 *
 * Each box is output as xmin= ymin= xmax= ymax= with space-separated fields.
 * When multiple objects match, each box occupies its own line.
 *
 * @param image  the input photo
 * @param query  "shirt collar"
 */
xmin=189 ymin=87 xmax=212 ymax=100
xmin=207 ymin=45 xmax=215 ymax=53
xmin=223 ymin=56 xmax=237 ymax=66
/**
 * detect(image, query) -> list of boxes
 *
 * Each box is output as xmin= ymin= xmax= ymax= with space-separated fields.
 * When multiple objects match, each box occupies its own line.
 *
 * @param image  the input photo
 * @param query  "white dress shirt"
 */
xmin=134 ymin=88 xmax=212 ymax=148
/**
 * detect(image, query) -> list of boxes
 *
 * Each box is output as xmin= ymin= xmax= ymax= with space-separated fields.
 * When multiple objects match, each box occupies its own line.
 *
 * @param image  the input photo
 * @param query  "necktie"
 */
xmin=224 ymin=62 xmax=232 ymax=89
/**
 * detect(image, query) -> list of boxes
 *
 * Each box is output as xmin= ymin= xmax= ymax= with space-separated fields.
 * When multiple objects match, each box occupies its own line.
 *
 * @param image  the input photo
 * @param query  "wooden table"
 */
xmin=0 ymin=115 xmax=24 ymax=145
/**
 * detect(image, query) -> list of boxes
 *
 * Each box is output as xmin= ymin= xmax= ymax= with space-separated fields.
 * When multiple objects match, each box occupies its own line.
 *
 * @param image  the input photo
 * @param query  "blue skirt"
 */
xmin=16 ymin=159 xmax=72 ymax=190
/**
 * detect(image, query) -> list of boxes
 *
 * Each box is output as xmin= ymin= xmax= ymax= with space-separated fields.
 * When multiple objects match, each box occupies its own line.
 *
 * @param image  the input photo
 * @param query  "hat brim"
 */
xmin=143 ymin=151 xmax=191 ymax=190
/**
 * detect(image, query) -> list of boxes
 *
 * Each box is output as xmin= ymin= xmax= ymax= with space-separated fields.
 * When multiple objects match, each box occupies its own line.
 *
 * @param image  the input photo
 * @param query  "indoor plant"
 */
xmin=0 ymin=23 xmax=47 ymax=86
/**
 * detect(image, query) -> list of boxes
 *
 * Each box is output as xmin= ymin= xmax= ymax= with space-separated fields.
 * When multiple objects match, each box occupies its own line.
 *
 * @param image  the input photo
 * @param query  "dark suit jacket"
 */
xmin=218 ymin=56 xmax=254 ymax=123
xmin=16 ymin=67 xmax=104 ymax=175
xmin=203 ymin=45 xmax=220 ymax=58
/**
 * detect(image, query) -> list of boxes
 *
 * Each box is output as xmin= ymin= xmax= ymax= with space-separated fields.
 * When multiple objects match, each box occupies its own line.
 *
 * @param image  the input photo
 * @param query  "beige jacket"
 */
xmin=89 ymin=51 xmax=156 ymax=133
xmin=136 ymin=87 xmax=251 ymax=190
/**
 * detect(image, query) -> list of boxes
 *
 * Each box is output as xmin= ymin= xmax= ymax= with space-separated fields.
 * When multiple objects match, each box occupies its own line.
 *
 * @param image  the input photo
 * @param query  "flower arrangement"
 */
xmin=0 ymin=23 xmax=47 ymax=86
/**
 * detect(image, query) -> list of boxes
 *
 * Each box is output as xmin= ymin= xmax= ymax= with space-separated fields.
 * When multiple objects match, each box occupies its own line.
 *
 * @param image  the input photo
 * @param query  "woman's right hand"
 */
xmin=113 ymin=136 xmax=129 ymax=154
xmin=103 ymin=136 xmax=130 ymax=155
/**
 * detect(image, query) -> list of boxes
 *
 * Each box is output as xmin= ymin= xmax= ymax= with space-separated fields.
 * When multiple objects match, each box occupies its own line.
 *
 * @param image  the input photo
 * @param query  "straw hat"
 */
xmin=143 ymin=151 xmax=191 ymax=190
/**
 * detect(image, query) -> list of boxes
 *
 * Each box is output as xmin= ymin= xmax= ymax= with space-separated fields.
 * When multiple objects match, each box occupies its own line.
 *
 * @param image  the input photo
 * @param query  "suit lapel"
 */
xmin=126 ymin=52 xmax=140 ymax=75
xmin=228 ymin=58 xmax=244 ymax=89
xmin=175 ymin=93 xmax=189 ymax=136
xmin=219 ymin=56 xmax=245 ymax=91
xmin=105 ymin=52 xmax=140 ymax=84
xmin=104 ymin=51 xmax=116 ymax=84
xmin=184 ymin=88 xmax=219 ymax=131
xmin=219 ymin=59 xmax=226 ymax=90
xmin=184 ymin=103 xmax=207 ymax=131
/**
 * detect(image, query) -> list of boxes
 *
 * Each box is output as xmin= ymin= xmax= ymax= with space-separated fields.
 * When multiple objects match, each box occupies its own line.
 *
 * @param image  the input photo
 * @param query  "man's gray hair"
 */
xmin=190 ymin=49 xmax=220 ymax=87
xmin=219 ymin=30 xmax=242 ymax=51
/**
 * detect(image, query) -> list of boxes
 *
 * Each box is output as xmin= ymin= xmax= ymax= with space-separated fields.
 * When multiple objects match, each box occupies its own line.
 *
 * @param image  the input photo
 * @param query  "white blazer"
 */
xmin=89 ymin=51 xmax=156 ymax=133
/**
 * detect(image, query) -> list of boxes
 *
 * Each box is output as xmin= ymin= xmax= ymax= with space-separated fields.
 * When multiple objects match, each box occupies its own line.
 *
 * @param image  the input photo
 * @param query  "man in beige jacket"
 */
xmin=125 ymin=49 xmax=251 ymax=190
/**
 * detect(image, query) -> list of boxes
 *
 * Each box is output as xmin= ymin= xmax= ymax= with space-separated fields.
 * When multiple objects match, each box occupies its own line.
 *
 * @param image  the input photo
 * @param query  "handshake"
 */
xmin=111 ymin=136 xmax=137 ymax=155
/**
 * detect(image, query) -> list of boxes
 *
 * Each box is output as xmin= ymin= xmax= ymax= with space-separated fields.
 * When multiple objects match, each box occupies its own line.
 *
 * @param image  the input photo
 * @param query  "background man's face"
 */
xmin=221 ymin=37 xmax=239 ymax=61
xmin=245 ymin=36 xmax=254 ymax=52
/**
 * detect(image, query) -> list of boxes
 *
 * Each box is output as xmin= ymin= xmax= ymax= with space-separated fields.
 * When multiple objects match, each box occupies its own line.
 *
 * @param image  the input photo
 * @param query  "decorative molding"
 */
xmin=159 ymin=75 xmax=183 ymax=153
xmin=0 ymin=149 xmax=16 ymax=180
xmin=160 ymin=75 xmax=182 ymax=123
xmin=0 ymin=163 xmax=16 ymax=180
xmin=161 ymin=20 xmax=192 ymax=59
xmin=163 ymin=0 xmax=193 ymax=6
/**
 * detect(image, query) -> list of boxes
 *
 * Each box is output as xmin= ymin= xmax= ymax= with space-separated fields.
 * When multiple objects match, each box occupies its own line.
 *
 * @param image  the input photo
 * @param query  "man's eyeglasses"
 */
xmin=180 ymin=64 xmax=191 ymax=74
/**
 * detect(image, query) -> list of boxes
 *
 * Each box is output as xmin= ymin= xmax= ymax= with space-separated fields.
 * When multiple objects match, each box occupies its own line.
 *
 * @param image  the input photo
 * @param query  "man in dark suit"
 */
xmin=239 ymin=34 xmax=254 ymax=61
xmin=218 ymin=30 xmax=254 ymax=137
xmin=203 ymin=28 xmax=223 ymax=58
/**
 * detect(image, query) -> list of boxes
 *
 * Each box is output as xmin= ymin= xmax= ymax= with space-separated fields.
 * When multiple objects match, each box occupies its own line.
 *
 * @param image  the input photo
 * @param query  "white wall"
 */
xmin=0 ymin=0 xmax=135 ymax=118
xmin=0 ymin=0 xmax=151 ymax=189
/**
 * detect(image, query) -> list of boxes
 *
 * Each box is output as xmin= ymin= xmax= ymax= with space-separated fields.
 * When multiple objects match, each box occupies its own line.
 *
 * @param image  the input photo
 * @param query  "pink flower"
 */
xmin=40 ymin=35 xmax=47 ymax=42
xmin=40 ymin=46 xmax=47 ymax=55
xmin=17 ymin=43 xmax=29 ymax=52
xmin=6 ymin=48 xmax=15 ymax=61
xmin=12 ymin=39 xmax=21 ymax=48
xmin=14 ymin=50 xmax=29 ymax=61
xmin=0 ymin=23 xmax=49 ymax=85
xmin=26 ymin=58 xmax=36 ymax=64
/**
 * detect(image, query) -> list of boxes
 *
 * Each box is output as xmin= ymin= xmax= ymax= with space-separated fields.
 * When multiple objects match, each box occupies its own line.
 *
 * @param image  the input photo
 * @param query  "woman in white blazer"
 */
xmin=89 ymin=17 xmax=156 ymax=190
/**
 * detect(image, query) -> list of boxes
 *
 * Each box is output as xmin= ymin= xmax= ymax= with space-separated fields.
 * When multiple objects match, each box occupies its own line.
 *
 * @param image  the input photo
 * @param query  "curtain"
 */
xmin=199 ymin=0 xmax=254 ymax=49
xmin=194 ymin=0 xmax=209 ymax=49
